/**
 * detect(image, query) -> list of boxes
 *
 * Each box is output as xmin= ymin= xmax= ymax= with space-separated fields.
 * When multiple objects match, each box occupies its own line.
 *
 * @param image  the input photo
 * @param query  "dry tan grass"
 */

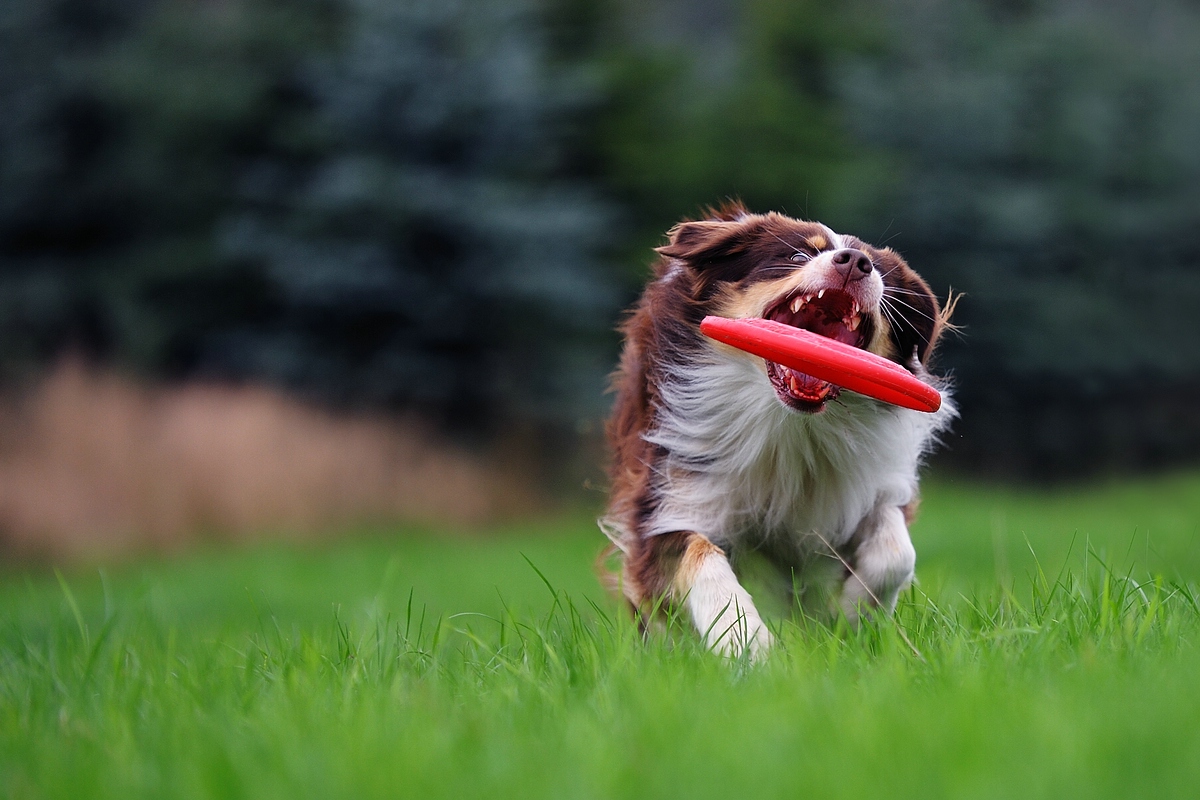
xmin=0 ymin=360 xmax=539 ymax=558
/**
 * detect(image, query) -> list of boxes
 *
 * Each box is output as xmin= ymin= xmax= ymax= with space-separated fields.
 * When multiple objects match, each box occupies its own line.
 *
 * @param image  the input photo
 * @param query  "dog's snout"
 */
xmin=832 ymin=248 xmax=873 ymax=280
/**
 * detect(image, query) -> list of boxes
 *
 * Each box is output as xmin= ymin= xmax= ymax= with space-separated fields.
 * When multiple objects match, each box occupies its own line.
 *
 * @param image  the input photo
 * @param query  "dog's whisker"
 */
xmin=883 ymin=287 xmax=946 ymax=304
xmin=880 ymin=298 xmax=930 ymax=339
xmin=768 ymin=232 xmax=807 ymax=257
xmin=879 ymin=296 xmax=910 ymax=328
xmin=881 ymin=294 xmax=940 ymax=325
xmin=878 ymin=299 xmax=908 ymax=339
xmin=878 ymin=296 xmax=903 ymax=329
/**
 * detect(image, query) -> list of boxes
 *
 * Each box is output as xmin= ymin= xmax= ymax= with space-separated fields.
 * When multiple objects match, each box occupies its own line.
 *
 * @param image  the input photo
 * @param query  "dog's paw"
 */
xmin=708 ymin=611 xmax=774 ymax=663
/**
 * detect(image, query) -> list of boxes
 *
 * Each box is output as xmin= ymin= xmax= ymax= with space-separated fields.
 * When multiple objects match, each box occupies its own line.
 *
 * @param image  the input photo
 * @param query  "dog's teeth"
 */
xmin=791 ymin=297 xmax=803 ymax=313
xmin=847 ymin=316 xmax=860 ymax=331
xmin=817 ymin=289 xmax=825 ymax=299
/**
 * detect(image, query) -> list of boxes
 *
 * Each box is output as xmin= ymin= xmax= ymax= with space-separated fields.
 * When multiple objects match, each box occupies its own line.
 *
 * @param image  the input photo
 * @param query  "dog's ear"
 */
xmin=655 ymin=219 xmax=762 ymax=294
xmin=655 ymin=219 xmax=767 ymax=300
xmin=655 ymin=220 xmax=751 ymax=264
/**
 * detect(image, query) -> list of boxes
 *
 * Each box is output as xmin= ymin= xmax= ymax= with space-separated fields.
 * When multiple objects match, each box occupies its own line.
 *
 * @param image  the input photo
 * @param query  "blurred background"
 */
xmin=2 ymin=0 xmax=1200 ymax=557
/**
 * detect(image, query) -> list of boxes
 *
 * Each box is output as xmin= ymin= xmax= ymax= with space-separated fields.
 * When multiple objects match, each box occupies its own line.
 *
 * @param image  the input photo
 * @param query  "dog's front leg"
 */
xmin=838 ymin=505 xmax=917 ymax=624
xmin=679 ymin=534 xmax=773 ymax=659
xmin=632 ymin=531 xmax=773 ymax=660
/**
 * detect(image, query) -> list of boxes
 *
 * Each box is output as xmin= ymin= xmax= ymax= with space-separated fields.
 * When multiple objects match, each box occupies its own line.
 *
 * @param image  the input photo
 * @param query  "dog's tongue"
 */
xmin=782 ymin=366 xmax=834 ymax=401
xmin=792 ymin=369 xmax=826 ymax=393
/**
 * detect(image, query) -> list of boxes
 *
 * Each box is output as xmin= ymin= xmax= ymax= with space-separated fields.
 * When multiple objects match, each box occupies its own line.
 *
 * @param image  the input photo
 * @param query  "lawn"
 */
xmin=3 ymin=472 xmax=1200 ymax=798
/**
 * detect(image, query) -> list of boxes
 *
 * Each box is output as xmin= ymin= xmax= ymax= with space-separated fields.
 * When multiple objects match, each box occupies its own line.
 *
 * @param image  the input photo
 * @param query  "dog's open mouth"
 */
xmin=763 ymin=288 xmax=870 ymax=412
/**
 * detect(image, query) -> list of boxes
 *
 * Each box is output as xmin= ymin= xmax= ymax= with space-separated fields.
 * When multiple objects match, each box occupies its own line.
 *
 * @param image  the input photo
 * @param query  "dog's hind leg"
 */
xmin=838 ymin=505 xmax=916 ymax=624
xmin=628 ymin=531 xmax=773 ymax=661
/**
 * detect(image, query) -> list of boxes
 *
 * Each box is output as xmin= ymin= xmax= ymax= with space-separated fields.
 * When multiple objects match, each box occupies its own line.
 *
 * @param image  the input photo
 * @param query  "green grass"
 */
xmin=4 ymin=472 xmax=1200 ymax=798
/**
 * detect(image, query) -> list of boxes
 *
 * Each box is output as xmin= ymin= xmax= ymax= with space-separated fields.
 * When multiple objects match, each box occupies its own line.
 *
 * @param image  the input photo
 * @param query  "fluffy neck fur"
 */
xmin=642 ymin=342 xmax=956 ymax=553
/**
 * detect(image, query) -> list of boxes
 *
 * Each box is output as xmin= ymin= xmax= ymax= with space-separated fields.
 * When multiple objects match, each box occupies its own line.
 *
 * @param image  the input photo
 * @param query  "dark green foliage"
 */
xmin=592 ymin=0 xmax=882 ymax=270
xmin=217 ymin=0 xmax=617 ymax=425
xmin=831 ymin=0 xmax=1200 ymax=473
xmin=3 ymin=0 xmax=1200 ymax=471
xmin=0 ymin=0 xmax=617 ymax=431
xmin=591 ymin=0 xmax=1200 ymax=475
xmin=0 ymin=0 xmax=337 ymax=376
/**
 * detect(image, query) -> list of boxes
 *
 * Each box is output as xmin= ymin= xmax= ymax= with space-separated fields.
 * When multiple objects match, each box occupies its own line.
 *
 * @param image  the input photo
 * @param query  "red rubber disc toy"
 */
xmin=699 ymin=316 xmax=941 ymax=413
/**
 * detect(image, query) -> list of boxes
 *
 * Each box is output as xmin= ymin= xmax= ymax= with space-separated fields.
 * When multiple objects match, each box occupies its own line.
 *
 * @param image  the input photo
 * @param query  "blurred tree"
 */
xmin=589 ymin=0 xmax=886 ymax=276
xmin=0 ymin=0 xmax=139 ymax=372
xmin=0 ymin=0 xmax=336 ymax=377
xmin=834 ymin=0 xmax=1200 ymax=474
xmin=580 ymin=0 xmax=1200 ymax=475
xmin=215 ymin=0 xmax=617 ymax=429
xmin=5 ymin=0 xmax=1200 ymax=476
xmin=0 ymin=0 xmax=617 ymax=437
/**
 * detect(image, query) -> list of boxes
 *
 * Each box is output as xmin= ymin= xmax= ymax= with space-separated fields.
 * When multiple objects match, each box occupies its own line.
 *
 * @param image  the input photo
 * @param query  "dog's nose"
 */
xmin=831 ymin=248 xmax=873 ymax=280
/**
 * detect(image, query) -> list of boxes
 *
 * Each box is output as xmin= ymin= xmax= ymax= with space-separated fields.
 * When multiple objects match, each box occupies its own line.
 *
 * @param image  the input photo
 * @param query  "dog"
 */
xmin=600 ymin=202 xmax=956 ymax=659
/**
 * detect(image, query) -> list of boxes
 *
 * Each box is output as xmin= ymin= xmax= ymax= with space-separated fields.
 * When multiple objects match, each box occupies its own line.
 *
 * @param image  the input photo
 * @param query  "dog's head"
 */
xmin=656 ymin=203 xmax=951 ymax=414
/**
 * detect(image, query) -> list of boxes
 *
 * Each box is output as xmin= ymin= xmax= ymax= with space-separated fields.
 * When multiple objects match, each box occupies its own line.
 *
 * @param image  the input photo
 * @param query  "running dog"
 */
xmin=601 ymin=202 xmax=956 ymax=659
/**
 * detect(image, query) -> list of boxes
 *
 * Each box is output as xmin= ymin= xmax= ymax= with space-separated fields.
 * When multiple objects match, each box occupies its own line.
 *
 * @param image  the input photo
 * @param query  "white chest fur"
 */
xmin=642 ymin=345 xmax=954 ymax=554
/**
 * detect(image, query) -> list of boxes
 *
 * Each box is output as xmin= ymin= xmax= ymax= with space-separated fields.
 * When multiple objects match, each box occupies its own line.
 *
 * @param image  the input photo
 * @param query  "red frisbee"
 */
xmin=699 ymin=316 xmax=941 ymax=413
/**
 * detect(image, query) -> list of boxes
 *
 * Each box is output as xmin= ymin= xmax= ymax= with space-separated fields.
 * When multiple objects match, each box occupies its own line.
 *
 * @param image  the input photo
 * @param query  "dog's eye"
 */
xmin=789 ymin=252 xmax=810 ymax=263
